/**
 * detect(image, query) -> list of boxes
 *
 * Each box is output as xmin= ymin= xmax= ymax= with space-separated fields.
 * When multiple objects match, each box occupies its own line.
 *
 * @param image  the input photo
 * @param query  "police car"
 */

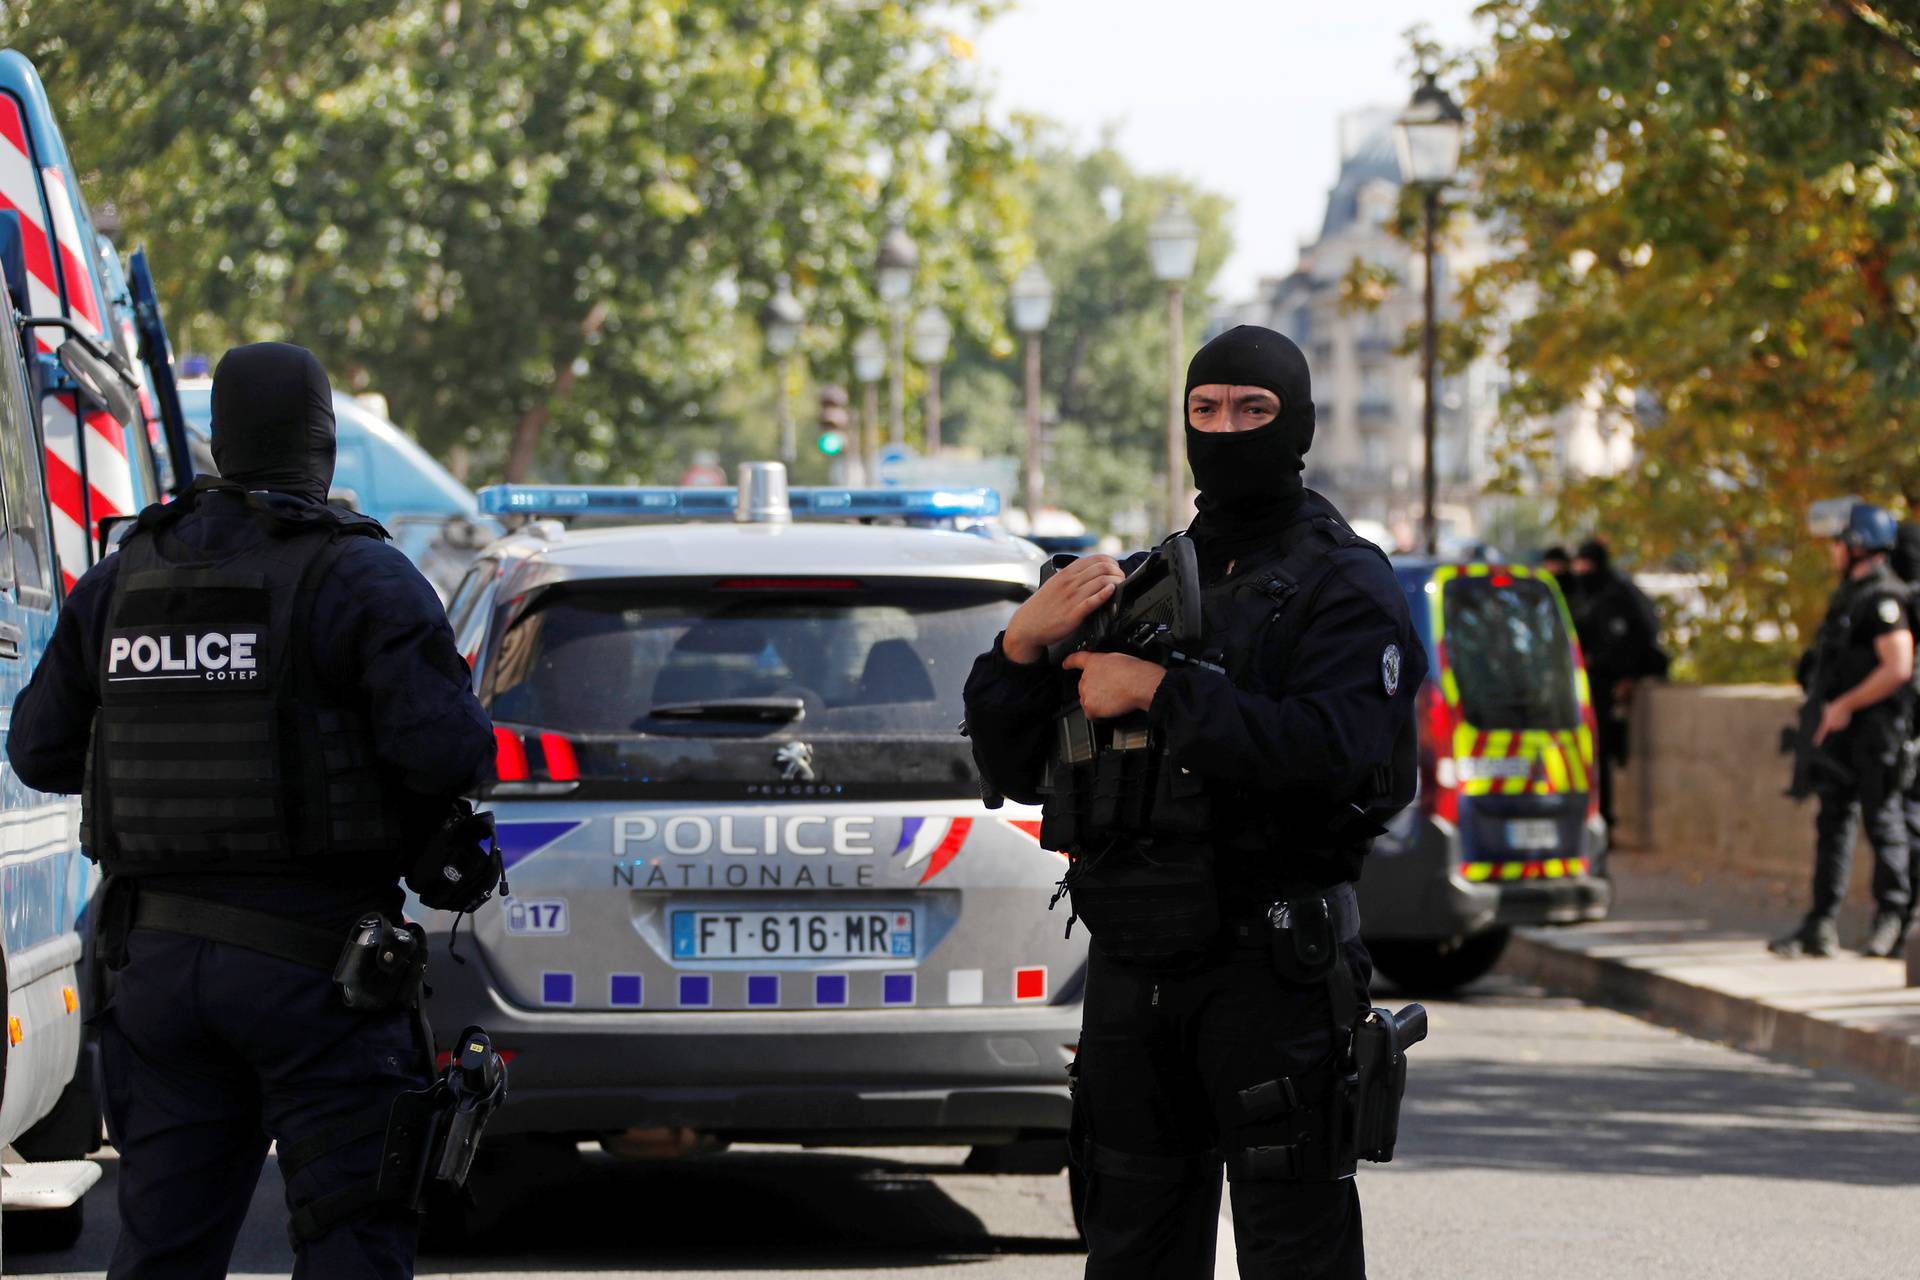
xmin=425 ymin=464 xmax=1083 ymax=1173
xmin=1361 ymin=559 xmax=1612 ymax=990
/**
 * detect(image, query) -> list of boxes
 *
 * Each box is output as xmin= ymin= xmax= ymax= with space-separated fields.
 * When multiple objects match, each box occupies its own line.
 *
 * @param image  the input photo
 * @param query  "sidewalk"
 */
xmin=1500 ymin=850 xmax=1920 ymax=1096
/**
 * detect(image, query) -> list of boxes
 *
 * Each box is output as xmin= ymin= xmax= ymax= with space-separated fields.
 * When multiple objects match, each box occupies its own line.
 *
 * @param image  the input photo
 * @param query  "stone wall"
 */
xmin=1616 ymin=683 xmax=1883 ymax=903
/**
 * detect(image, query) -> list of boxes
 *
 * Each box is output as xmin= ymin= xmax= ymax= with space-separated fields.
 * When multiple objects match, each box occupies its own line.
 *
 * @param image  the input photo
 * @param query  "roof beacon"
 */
xmin=736 ymin=461 xmax=792 ymax=525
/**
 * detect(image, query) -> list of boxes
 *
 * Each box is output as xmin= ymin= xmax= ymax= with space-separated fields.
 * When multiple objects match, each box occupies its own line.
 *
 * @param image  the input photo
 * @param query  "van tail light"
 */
xmin=494 ymin=727 xmax=529 ymax=782
xmin=539 ymin=732 xmax=580 ymax=783
xmin=1418 ymin=679 xmax=1459 ymax=826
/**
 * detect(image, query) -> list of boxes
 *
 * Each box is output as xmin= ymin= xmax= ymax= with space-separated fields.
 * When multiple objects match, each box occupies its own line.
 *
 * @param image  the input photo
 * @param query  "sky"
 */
xmin=969 ymin=0 xmax=1488 ymax=303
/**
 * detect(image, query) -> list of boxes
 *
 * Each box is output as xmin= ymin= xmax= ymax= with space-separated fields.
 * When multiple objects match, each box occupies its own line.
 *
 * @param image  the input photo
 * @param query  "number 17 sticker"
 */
xmin=505 ymin=898 xmax=570 ymax=937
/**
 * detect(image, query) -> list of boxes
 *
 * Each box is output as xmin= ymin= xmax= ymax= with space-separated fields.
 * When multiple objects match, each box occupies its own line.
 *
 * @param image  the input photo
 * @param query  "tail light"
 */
xmin=538 ymin=732 xmax=580 ymax=782
xmin=494 ymin=726 xmax=529 ymax=782
xmin=492 ymin=726 xmax=580 ymax=785
xmin=1418 ymin=678 xmax=1459 ymax=826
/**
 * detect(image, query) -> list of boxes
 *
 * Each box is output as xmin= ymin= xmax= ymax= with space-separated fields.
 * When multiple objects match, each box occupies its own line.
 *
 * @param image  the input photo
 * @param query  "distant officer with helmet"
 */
xmin=964 ymin=326 xmax=1426 ymax=1277
xmin=1771 ymin=500 xmax=1914 ymax=959
xmin=8 ymin=344 xmax=499 ymax=1277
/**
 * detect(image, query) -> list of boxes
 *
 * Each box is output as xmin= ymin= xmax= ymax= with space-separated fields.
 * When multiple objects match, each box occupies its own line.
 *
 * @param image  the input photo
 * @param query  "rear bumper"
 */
xmin=1358 ymin=814 xmax=1612 ymax=942
xmin=420 ymin=940 xmax=1079 ymax=1144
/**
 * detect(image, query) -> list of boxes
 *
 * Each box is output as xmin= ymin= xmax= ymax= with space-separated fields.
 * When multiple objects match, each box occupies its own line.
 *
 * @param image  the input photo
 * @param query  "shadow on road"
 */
xmin=422 ymin=1149 xmax=1083 ymax=1272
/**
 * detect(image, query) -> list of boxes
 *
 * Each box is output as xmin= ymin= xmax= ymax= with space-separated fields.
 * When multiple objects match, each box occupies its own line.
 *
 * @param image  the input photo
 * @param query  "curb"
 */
xmin=1502 ymin=929 xmax=1920 ymax=1097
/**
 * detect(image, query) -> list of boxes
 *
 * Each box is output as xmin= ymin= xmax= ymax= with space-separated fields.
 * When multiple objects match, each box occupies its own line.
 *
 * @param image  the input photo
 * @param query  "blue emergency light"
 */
xmin=475 ymin=483 xmax=1001 ymax=522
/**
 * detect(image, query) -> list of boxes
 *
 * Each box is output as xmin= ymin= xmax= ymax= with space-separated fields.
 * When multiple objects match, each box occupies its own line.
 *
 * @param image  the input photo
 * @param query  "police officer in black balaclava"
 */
xmin=964 ymin=326 xmax=1425 ymax=1277
xmin=9 ymin=343 xmax=495 ymax=1277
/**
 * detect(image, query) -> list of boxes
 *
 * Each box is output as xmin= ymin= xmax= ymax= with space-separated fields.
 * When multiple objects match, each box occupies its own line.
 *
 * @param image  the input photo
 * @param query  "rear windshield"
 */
xmin=482 ymin=579 xmax=1022 ymax=798
xmin=1441 ymin=577 xmax=1580 ymax=729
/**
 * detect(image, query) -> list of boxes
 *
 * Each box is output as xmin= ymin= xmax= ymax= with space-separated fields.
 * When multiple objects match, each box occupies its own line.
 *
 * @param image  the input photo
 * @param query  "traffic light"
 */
xmin=817 ymin=384 xmax=850 ymax=456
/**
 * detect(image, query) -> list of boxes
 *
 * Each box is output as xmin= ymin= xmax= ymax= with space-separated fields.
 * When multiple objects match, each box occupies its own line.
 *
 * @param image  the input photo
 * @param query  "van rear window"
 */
xmin=1442 ymin=577 xmax=1580 ymax=729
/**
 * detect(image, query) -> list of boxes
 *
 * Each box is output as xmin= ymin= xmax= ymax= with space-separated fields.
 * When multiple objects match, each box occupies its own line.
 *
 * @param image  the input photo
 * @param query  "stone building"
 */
xmin=1217 ymin=108 xmax=1633 ymax=552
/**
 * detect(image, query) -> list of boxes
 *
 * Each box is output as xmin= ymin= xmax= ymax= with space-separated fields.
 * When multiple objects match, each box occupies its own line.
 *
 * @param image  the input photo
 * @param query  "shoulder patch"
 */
xmin=1381 ymin=643 xmax=1402 ymax=697
xmin=1879 ymin=597 xmax=1904 ymax=626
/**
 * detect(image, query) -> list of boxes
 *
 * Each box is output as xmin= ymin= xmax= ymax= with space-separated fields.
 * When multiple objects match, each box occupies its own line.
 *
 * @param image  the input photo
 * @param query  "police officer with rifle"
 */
xmin=964 ymin=326 xmax=1426 ymax=1278
xmin=8 ymin=344 xmax=505 ymax=1277
xmin=1772 ymin=500 xmax=1914 ymax=959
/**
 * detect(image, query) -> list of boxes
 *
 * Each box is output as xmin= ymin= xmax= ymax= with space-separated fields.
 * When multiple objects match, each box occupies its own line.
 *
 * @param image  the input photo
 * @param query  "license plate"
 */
xmin=1506 ymin=819 xmax=1560 ymax=851
xmin=670 ymin=908 xmax=916 ymax=960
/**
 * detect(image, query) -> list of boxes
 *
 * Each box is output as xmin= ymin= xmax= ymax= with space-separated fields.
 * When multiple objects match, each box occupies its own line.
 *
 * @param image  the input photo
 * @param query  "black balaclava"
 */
xmin=1573 ymin=538 xmax=1611 ymax=583
xmin=1891 ymin=523 xmax=1920 ymax=585
xmin=209 ymin=342 xmax=336 ymax=503
xmin=1182 ymin=325 xmax=1314 ymax=554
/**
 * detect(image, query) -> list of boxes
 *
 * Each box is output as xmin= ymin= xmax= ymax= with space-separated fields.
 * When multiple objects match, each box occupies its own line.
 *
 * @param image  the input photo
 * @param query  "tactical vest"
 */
xmin=1039 ymin=509 xmax=1416 ymax=858
xmin=81 ymin=490 xmax=405 ymax=874
xmin=1816 ymin=566 xmax=1909 ymax=702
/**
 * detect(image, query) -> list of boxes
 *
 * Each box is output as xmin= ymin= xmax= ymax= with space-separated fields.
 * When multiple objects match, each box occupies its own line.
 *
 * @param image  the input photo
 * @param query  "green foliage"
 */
xmin=7 ymin=0 xmax=1027 ymax=481
xmin=941 ymin=134 xmax=1233 ymax=537
xmin=1458 ymin=0 xmax=1920 ymax=681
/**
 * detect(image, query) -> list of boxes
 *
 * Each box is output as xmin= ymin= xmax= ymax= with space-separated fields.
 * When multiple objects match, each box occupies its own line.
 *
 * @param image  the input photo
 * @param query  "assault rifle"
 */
xmin=1044 ymin=533 xmax=1220 ymax=673
xmin=1779 ymin=649 xmax=1854 ymax=800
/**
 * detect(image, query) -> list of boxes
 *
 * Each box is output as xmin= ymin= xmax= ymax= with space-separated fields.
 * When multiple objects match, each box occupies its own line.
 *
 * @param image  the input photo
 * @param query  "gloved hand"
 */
xmin=407 ymin=801 xmax=505 ymax=913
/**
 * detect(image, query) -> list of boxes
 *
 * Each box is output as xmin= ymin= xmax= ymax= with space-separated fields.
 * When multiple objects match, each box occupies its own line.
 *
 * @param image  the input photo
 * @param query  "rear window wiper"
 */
xmin=644 ymin=697 xmax=806 ymax=723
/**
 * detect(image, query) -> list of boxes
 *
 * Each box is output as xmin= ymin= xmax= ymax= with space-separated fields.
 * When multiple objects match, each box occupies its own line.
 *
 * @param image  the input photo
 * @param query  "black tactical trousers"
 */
xmin=1072 ymin=939 xmax=1370 ymax=1279
xmin=1811 ymin=740 xmax=1910 ymax=921
xmin=99 ymin=929 xmax=428 ymax=1279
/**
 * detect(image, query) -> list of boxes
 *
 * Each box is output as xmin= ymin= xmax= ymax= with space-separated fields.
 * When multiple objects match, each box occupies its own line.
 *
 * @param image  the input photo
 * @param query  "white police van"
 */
xmin=0 ymin=49 xmax=199 ymax=1255
xmin=424 ymin=464 xmax=1085 ymax=1189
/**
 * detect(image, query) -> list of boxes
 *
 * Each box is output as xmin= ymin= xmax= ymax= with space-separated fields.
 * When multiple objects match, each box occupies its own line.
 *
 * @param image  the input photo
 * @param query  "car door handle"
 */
xmin=0 ymin=622 xmax=22 ymax=661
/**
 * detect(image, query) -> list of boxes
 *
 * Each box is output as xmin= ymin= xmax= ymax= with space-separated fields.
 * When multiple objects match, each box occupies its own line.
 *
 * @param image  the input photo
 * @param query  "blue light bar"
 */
xmin=476 ymin=484 xmax=1001 ymax=522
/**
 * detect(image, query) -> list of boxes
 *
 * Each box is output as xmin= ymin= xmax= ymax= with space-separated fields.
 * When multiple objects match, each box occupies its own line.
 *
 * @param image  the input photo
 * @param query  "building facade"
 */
xmin=1217 ymin=109 xmax=1633 ymax=552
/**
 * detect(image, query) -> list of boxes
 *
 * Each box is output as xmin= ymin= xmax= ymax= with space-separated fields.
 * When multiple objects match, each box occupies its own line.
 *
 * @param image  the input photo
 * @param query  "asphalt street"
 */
xmin=10 ymin=972 xmax=1920 ymax=1279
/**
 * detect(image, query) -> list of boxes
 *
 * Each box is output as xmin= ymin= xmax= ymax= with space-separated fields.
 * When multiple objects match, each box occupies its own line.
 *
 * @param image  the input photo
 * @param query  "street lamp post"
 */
xmin=1009 ymin=261 xmax=1054 ymax=526
xmin=1393 ymin=71 xmax=1464 ymax=556
xmin=876 ymin=219 xmax=919 ymax=446
xmin=1148 ymin=197 xmax=1200 ymax=535
xmin=851 ymin=327 xmax=887 ymax=482
xmin=910 ymin=305 xmax=952 ymax=453
xmin=760 ymin=274 xmax=805 ymax=464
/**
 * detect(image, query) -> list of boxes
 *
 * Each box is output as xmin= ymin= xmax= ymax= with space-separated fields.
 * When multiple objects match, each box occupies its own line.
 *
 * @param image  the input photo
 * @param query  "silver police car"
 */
xmin=425 ymin=464 xmax=1083 ymax=1168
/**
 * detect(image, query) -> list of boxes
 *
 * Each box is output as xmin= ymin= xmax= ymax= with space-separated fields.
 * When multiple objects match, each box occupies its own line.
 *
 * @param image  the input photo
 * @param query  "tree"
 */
xmin=6 ymin=0 xmax=1027 ymax=483
xmin=940 ymin=134 xmax=1233 ymax=536
xmin=1457 ymin=0 xmax=1920 ymax=679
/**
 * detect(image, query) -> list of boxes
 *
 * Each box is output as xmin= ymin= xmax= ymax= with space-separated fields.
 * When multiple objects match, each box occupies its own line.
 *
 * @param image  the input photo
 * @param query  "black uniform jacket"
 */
xmin=7 ymin=488 xmax=495 ymax=929
xmin=964 ymin=499 xmax=1426 ymax=895
xmin=1809 ymin=562 xmax=1912 ymax=758
xmin=1571 ymin=568 xmax=1667 ymax=690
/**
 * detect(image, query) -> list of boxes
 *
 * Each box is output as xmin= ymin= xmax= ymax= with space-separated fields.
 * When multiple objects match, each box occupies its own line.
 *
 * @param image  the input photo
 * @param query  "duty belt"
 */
xmin=1227 ymin=882 xmax=1361 ymax=955
xmin=132 ymin=889 xmax=345 ymax=970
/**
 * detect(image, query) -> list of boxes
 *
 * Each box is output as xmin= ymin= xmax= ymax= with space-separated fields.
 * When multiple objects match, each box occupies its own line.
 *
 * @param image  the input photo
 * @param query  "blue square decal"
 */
xmin=814 ymin=973 xmax=848 ymax=1006
xmin=541 ymin=971 xmax=574 ymax=1006
xmin=609 ymin=974 xmax=643 ymax=1007
xmin=747 ymin=974 xmax=780 ymax=1007
xmin=678 ymin=974 xmax=711 ymax=1008
xmin=883 ymin=973 xmax=915 ymax=1006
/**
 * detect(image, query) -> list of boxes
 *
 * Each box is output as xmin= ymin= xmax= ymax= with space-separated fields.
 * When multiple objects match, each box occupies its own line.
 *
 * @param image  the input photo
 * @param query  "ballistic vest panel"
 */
xmin=81 ymin=498 xmax=403 ymax=873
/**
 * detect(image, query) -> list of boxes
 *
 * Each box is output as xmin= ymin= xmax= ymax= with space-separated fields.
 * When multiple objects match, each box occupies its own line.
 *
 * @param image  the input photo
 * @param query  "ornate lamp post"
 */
xmin=759 ymin=273 xmax=805 ymax=464
xmin=875 ymin=219 xmax=919 ymax=445
xmin=851 ymin=326 xmax=887 ymax=481
xmin=910 ymin=305 xmax=953 ymax=453
xmin=1009 ymin=261 xmax=1054 ymax=524
xmin=1147 ymin=196 xmax=1200 ymax=533
xmin=1393 ymin=71 xmax=1464 ymax=555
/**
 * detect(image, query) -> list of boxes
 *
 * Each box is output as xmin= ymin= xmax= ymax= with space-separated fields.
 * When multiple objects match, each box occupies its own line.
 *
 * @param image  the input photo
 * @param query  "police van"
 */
xmin=1360 ymin=559 xmax=1612 ymax=990
xmin=0 ymin=50 xmax=195 ymax=1252
xmin=425 ymin=464 xmax=1084 ymax=1186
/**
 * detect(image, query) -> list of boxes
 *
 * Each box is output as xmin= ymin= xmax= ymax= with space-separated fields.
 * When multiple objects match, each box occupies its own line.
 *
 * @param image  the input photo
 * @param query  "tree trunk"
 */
xmin=504 ymin=300 xmax=611 ymax=484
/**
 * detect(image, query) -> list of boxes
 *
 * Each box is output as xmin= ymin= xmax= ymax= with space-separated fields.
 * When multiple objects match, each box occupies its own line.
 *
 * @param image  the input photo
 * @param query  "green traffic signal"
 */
xmin=816 ymin=430 xmax=847 ymax=456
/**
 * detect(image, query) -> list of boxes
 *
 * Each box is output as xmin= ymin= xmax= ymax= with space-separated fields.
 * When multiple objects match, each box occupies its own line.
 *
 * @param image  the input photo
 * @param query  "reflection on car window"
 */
xmin=1442 ymin=578 xmax=1579 ymax=729
xmin=487 ymin=584 xmax=1019 ymax=736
